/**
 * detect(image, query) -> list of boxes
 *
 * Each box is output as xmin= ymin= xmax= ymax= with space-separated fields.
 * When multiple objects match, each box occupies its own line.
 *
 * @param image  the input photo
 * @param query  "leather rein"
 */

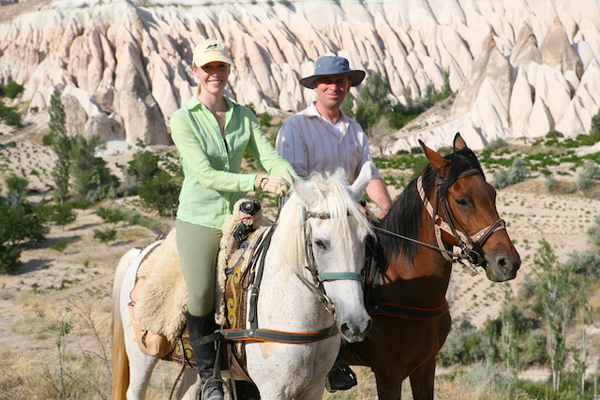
xmin=375 ymin=168 xmax=506 ymax=275
xmin=296 ymin=207 xmax=364 ymax=315
xmin=365 ymin=168 xmax=505 ymax=322
xmin=200 ymin=206 xmax=363 ymax=346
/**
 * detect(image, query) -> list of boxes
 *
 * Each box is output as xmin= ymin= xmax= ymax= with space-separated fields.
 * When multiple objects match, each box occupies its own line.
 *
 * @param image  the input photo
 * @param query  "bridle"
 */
xmin=296 ymin=206 xmax=364 ymax=314
xmin=375 ymin=169 xmax=505 ymax=275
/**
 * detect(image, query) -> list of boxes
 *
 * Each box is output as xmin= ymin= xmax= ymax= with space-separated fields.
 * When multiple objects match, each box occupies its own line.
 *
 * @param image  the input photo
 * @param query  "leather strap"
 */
xmin=196 ymin=324 xmax=339 ymax=345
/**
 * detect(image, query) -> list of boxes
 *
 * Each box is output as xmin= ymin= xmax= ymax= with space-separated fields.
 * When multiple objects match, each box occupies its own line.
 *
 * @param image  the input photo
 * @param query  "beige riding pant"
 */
xmin=176 ymin=219 xmax=222 ymax=317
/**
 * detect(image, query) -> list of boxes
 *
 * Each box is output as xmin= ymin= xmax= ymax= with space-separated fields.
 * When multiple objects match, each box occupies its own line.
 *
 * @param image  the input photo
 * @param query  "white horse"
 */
xmin=111 ymin=163 xmax=375 ymax=400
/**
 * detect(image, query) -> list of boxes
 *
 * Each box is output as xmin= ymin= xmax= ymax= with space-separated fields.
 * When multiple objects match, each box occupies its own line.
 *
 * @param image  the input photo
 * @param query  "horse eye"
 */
xmin=455 ymin=198 xmax=469 ymax=207
xmin=314 ymin=239 xmax=328 ymax=250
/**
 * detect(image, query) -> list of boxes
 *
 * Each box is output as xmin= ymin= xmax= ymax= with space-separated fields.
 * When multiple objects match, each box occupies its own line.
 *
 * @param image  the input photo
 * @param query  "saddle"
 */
xmin=127 ymin=199 xmax=273 ymax=376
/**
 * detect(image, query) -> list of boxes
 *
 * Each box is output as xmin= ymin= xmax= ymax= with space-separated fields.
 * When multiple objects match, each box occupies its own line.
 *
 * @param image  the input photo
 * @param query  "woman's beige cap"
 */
xmin=193 ymin=39 xmax=232 ymax=67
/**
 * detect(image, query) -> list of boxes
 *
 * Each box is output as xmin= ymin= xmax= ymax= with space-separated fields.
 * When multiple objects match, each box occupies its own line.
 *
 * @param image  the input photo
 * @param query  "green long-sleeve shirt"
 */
xmin=171 ymin=96 xmax=297 ymax=229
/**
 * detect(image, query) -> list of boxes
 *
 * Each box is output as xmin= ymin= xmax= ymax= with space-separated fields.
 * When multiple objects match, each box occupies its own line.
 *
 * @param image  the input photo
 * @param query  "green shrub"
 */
xmin=544 ymin=173 xmax=558 ymax=191
xmin=0 ymin=242 xmax=22 ymax=274
xmin=410 ymin=146 xmax=423 ymax=154
xmin=492 ymin=169 xmax=510 ymax=189
xmin=565 ymin=250 xmax=600 ymax=278
xmin=93 ymin=227 xmax=117 ymax=245
xmin=437 ymin=330 xmax=487 ymax=367
xmin=577 ymin=160 xmax=600 ymax=190
xmin=520 ymin=329 xmax=547 ymax=366
xmin=507 ymin=156 xmax=530 ymax=184
xmin=2 ymin=81 xmax=25 ymax=99
xmin=0 ymin=202 xmax=49 ymax=274
xmin=50 ymin=202 xmax=77 ymax=228
xmin=138 ymin=170 xmax=181 ymax=216
xmin=50 ymin=240 xmax=68 ymax=252
xmin=546 ymin=130 xmax=564 ymax=139
xmin=96 ymin=206 xmax=125 ymax=225
xmin=486 ymin=137 xmax=508 ymax=151
xmin=259 ymin=112 xmax=272 ymax=127
xmin=5 ymin=174 xmax=28 ymax=206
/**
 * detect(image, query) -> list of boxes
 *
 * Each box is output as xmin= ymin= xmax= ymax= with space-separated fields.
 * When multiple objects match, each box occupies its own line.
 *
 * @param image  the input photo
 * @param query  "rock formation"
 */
xmin=0 ymin=0 xmax=599 ymax=149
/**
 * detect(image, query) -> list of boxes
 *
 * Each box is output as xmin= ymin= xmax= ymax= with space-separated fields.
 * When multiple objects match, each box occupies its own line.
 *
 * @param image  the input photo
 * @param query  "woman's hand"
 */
xmin=254 ymin=174 xmax=290 ymax=196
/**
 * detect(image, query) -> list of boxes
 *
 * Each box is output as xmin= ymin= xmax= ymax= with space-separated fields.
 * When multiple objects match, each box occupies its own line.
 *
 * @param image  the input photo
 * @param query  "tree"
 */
xmin=483 ymin=316 xmax=501 ymax=366
xmin=370 ymin=116 xmax=393 ymax=156
xmin=573 ymin=278 xmax=591 ymax=396
xmin=500 ymin=287 xmax=519 ymax=391
xmin=354 ymin=73 xmax=392 ymax=134
xmin=127 ymin=150 xmax=159 ymax=185
xmin=50 ymin=203 xmax=77 ymax=230
xmin=2 ymin=81 xmax=25 ymax=99
xmin=138 ymin=170 xmax=181 ymax=216
xmin=0 ymin=202 xmax=49 ymax=274
xmin=534 ymin=239 xmax=577 ymax=392
xmin=49 ymin=90 xmax=71 ymax=205
xmin=5 ymin=174 xmax=28 ymax=207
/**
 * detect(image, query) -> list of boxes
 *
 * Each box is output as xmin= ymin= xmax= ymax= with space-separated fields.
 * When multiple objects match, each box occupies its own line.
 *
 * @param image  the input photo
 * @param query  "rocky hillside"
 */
xmin=1 ymin=0 xmax=599 ymax=149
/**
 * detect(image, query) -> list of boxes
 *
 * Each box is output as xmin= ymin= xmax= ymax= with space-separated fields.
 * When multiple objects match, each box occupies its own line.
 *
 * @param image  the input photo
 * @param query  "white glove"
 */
xmin=254 ymin=174 xmax=290 ymax=197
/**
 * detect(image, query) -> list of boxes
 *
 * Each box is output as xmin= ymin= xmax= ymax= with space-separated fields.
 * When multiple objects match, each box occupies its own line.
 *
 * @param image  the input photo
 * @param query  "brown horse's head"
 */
xmin=419 ymin=133 xmax=521 ymax=282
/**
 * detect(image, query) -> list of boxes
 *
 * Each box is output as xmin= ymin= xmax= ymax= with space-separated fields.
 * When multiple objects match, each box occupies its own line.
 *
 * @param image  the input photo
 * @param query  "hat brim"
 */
xmin=194 ymin=54 xmax=233 ymax=68
xmin=299 ymin=70 xmax=366 ymax=89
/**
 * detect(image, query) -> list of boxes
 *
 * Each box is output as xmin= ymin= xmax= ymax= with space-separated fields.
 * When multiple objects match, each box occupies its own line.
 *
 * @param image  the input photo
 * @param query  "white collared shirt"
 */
xmin=276 ymin=103 xmax=381 ymax=183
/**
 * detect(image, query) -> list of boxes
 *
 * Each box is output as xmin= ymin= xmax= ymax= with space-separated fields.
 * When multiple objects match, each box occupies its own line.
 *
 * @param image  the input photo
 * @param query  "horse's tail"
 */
xmin=111 ymin=248 xmax=140 ymax=400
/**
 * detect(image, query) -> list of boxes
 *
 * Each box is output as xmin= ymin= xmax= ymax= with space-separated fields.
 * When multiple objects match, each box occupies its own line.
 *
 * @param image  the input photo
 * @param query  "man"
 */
xmin=276 ymin=55 xmax=392 ymax=219
xmin=276 ymin=55 xmax=393 ymax=392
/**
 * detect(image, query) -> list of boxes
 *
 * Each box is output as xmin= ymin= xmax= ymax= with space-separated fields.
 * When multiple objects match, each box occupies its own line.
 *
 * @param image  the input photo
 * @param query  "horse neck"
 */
xmin=381 ymin=206 xmax=453 ymax=309
xmin=258 ymin=227 xmax=335 ymax=330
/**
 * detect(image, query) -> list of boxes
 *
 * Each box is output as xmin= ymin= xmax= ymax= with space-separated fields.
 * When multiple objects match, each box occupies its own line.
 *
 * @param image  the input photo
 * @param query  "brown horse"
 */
xmin=340 ymin=133 xmax=521 ymax=399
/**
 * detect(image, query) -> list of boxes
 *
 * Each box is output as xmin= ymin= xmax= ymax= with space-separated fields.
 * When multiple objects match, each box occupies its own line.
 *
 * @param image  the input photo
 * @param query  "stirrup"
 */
xmin=325 ymin=362 xmax=357 ymax=393
xmin=201 ymin=376 xmax=225 ymax=400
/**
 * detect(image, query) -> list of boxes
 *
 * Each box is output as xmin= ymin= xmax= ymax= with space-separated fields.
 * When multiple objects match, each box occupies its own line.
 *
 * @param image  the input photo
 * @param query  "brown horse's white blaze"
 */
xmin=340 ymin=133 xmax=521 ymax=400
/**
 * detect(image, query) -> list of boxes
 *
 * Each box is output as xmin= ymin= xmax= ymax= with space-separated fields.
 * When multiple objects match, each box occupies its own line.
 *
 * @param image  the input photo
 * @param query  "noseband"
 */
xmin=297 ymin=206 xmax=364 ymax=314
xmin=416 ymin=168 xmax=506 ymax=273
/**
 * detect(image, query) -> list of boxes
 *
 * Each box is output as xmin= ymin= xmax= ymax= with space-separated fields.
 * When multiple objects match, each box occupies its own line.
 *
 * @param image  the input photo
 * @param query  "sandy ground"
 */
xmin=2 ymin=121 xmax=600 ymax=397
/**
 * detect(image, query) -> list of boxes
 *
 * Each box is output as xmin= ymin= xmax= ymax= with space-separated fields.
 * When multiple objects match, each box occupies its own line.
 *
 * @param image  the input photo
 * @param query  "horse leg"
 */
xmin=408 ymin=358 xmax=436 ymax=400
xmin=373 ymin=368 xmax=403 ymax=400
xmin=123 ymin=323 xmax=159 ymax=399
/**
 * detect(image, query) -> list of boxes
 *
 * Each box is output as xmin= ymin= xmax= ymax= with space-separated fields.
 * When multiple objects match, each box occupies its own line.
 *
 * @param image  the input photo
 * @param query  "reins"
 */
xmin=197 ymin=203 xmax=365 ymax=348
xmin=375 ymin=168 xmax=505 ymax=275
xmin=364 ymin=167 xmax=506 ymax=322
xmin=296 ymin=206 xmax=364 ymax=314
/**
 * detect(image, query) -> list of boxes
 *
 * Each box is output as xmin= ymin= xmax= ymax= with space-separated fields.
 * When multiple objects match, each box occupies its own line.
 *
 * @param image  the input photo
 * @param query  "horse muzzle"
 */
xmin=483 ymin=250 xmax=521 ymax=282
xmin=338 ymin=315 xmax=372 ymax=343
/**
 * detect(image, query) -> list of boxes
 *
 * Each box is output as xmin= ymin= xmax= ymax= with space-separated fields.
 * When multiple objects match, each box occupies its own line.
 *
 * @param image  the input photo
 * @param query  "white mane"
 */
xmin=274 ymin=170 xmax=374 ymax=277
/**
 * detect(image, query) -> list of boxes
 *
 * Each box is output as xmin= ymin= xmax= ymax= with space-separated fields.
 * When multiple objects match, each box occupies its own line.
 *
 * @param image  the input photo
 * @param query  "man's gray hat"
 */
xmin=299 ymin=56 xmax=366 ymax=89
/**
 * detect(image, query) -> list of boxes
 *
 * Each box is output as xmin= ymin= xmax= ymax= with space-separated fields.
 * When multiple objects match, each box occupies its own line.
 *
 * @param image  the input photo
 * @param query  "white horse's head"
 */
xmin=277 ymin=162 xmax=374 ymax=342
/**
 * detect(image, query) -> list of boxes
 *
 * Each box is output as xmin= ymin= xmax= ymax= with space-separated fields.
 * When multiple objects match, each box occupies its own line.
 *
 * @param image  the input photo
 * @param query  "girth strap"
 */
xmin=368 ymin=301 xmax=449 ymax=320
xmin=195 ymin=323 xmax=339 ymax=346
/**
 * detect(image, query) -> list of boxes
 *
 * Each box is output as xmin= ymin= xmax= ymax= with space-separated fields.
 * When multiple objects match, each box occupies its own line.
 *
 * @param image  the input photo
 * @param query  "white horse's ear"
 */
xmin=291 ymin=175 xmax=318 ymax=208
xmin=349 ymin=161 xmax=373 ymax=200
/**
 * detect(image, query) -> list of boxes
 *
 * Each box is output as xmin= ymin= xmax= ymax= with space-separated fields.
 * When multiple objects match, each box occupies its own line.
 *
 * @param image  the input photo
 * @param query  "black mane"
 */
xmin=376 ymin=147 xmax=484 ymax=266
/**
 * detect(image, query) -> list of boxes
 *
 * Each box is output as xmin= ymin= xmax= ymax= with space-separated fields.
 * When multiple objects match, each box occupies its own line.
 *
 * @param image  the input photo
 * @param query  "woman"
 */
xmin=170 ymin=39 xmax=297 ymax=400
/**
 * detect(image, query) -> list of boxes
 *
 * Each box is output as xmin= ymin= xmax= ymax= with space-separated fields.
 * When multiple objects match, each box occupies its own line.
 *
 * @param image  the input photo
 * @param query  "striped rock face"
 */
xmin=1 ymin=0 xmax=599 ymax=148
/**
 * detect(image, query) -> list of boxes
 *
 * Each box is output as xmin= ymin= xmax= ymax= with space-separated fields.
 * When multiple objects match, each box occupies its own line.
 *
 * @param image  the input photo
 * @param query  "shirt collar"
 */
xmin=185 ymin=96 xmax=237 ymax=111
xmin=305 ymin=102 xmax=351 ymax=124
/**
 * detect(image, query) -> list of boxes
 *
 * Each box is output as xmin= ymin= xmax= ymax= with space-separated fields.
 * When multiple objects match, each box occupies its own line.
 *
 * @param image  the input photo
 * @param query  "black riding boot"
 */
xmin=326 ymin=360 xmax=358 ymax=392
xmin=186 ymin=311 xmax=224 ymax=400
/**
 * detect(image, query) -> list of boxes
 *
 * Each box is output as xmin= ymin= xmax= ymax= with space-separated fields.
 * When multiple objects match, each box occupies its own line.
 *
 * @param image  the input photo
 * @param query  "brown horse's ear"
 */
xmin=419 ymin=139 xmax=447 ymax=177
xmin=453 ymin=132 xmax=468 ymax=151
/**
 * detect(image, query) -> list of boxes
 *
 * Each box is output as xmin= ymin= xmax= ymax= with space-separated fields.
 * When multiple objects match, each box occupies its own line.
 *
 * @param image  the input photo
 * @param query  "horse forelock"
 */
xmin=275 ymin=173 xmax=373 ymax=277
xmin=379 ymin=147 xmax=483 ymax=266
